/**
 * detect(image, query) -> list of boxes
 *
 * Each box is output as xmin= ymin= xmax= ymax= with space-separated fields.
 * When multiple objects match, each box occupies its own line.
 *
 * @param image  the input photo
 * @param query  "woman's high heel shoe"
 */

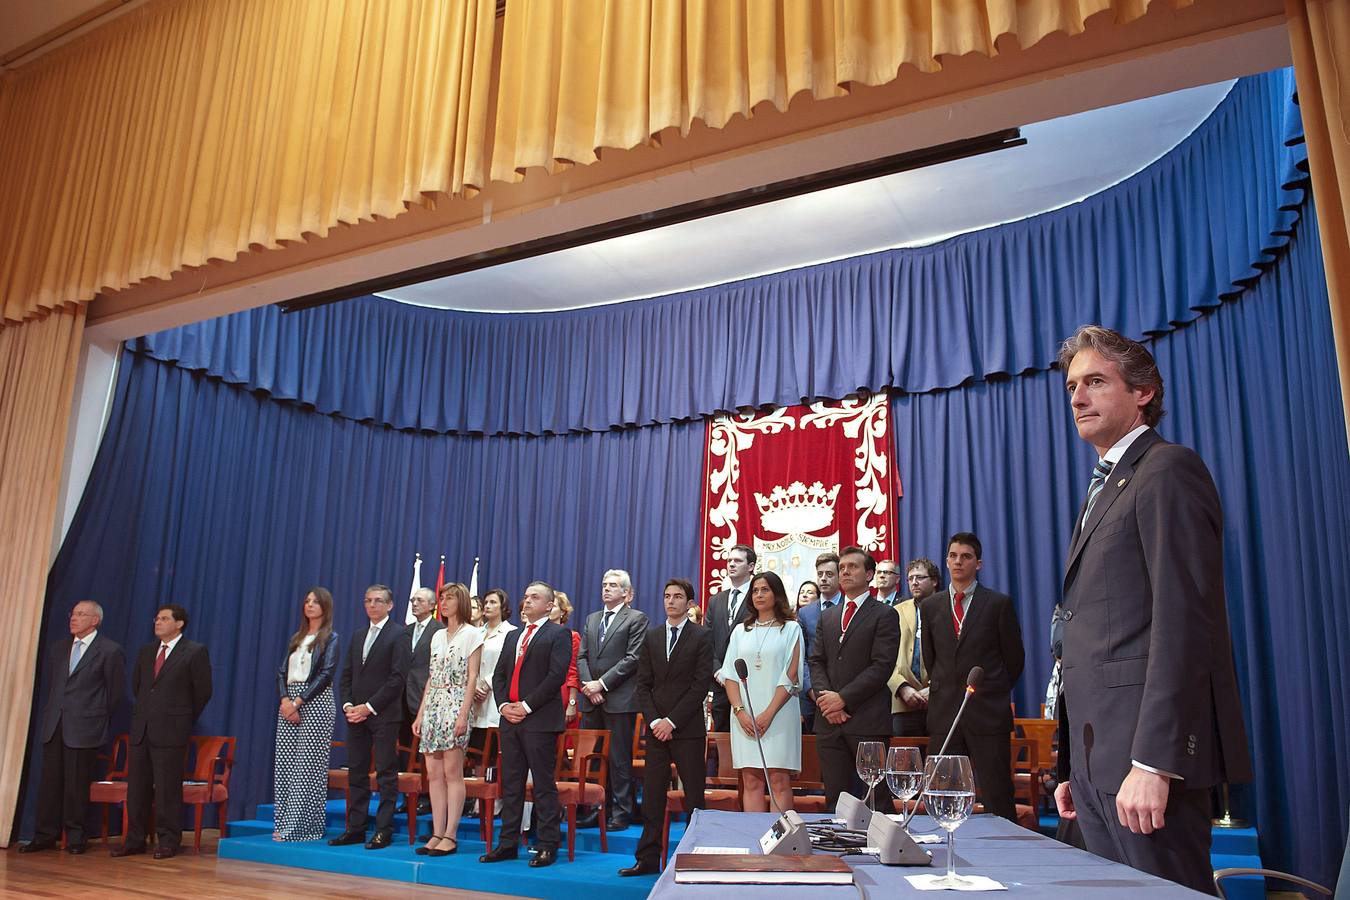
xmin=415 ymin=834 xmax=445 ymax=856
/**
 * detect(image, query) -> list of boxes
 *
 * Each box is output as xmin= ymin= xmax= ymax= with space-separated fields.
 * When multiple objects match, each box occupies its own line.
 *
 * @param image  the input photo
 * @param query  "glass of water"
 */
xmin=855 ymin=741 xmax=885 ymax=810
xmin=884 ymin=745 xmax=923 ymax=819
xmin=923 ymin=754 xmax=976 ymax=887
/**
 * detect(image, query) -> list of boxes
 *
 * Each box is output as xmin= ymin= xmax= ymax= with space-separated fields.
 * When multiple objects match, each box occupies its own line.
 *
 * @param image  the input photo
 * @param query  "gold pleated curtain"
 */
xmin=1286 ymin=0 xmax=1350 ymax=446
xmin=0 ymin=306 xmax=86 ymax=846
xmin=0 ymin=0 xmax=496 ymax=323
xmin=489 ymin=0 xmax=1192 ymax=183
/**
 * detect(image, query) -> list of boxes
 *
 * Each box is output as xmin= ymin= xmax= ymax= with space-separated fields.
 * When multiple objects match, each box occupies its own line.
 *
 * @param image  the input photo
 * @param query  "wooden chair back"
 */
xmin=187 ymin=735 xmax=236 ymax=787
xmin=556 ymin=728 xmax=610 ymax=785
xmin=707 ymin=732 xmax=737 ymax=786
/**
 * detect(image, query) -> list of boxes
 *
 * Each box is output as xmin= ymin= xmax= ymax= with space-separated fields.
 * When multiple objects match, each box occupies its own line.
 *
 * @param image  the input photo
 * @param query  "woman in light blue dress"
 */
xmin=719 ymin=571 xmax=803 ymax=813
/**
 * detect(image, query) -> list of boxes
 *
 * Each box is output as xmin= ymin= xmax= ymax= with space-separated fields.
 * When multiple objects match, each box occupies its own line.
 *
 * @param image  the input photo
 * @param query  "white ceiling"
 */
xmin=381 ymin=80 xmax=1233 ymax=314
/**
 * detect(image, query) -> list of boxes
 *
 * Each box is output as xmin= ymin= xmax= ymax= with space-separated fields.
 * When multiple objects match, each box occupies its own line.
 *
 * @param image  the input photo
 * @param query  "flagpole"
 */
xmin=406 ymin=552 xmax=423 ymax=624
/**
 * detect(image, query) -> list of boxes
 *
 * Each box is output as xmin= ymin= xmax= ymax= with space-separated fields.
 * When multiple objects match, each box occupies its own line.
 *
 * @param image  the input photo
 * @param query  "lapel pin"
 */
xmin=1117 ymin=479 xmax=1126 ymax=487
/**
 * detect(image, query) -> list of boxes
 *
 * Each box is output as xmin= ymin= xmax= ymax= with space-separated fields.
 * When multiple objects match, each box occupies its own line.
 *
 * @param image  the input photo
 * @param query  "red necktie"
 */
xmin=153 ymin=643 xmax=167 ymax=678
xmin=508 ymin=624 xmax=537 ymax=702
xmin=841 ymin=600 xmax=857 ymax=632
xmin=952 ymin=591 xmax=967 ymax=634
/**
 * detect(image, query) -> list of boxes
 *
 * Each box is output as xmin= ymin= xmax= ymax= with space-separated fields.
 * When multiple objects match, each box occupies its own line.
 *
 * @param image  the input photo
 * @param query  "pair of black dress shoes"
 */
xmin=109 ymin=843 xmax=177 ymax=859
xmin=17 ymin=840 xmax=86 ymax=855
xmin=327 ymin=830 xmax=392 ymax=849
xmin=478 ymin=844 xmax=557 ymax=867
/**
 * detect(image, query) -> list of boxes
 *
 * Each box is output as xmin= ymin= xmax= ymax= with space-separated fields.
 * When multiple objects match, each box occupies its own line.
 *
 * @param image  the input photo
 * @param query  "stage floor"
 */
xmin=218 ymin=801 xmax=680 ymax=900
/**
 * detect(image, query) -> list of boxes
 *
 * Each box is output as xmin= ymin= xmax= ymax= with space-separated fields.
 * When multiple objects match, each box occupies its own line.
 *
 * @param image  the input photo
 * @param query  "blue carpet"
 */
xmin=221 ymin=803 xmax=685 ymax=900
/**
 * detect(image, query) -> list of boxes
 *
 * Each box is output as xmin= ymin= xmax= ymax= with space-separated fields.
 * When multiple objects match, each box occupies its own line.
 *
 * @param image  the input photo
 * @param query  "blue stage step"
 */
xmin=218 ymin=827 xmax=665 ymax=900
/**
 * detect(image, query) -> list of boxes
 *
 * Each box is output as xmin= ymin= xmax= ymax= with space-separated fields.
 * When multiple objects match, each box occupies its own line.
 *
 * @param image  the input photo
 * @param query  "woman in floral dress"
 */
xmin=413 ymin=582 xmax=483 ymax=855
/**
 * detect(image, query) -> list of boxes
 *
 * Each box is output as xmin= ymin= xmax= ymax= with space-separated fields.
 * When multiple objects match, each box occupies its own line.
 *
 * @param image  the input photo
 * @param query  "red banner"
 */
xmin=699 ymin=392 xmax=900 ymax=602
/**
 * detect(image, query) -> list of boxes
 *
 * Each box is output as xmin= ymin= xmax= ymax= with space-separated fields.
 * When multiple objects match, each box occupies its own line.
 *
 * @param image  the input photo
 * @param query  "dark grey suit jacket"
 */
xmin=576 ymin=604 xmax=648 ymax=713
xmin=403 ymin=617 xmax=446 ymax=715
xmin=635 ymin=621 xmax=713 ymax=738
xmin=40 ymin=632 xmax=125 ymax=748
xmin=1058 ymin=428 xmax=1253 ymax=792
xmin=339 ymin=618 xmax=409 ymax=722
xmin=921 ymin=585 xmax=1024 ymax=738
xmin=130 ymin=638 xmax=212 ymax=747
xmin=808 ymin=594 xmax=900 ymax=736
xmin=707 ymin=584 xmax=751 ymax=679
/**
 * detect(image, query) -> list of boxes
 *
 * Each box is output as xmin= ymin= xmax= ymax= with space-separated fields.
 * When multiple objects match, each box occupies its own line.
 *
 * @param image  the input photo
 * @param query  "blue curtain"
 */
xmin=892 ymin=206 xmax=1350 ymax=886
xmin=29 ymin=356 xmax=703 ymax=838
xmin=131 ymin=72 xmax=1307 ymax=437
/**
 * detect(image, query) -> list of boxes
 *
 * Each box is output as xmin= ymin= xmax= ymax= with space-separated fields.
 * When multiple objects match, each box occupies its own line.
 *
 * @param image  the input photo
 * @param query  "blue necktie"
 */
xmin=910 ymin=614 xmax=922 ymax=677
xmin=1082 ymin=458 xmax=1113 ymax=527
xmin=69 ymin=639 xmax=84 ymax=674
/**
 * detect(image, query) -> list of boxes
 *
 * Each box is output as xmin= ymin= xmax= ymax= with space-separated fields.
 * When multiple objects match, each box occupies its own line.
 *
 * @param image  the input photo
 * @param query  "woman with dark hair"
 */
xmin=469 ymin=588 xmax=516 ymax=740
xmin=796 ymin=580 xmax=820 ymax=608
xmin=273 ymin=587 xmax=339 ymax=841
xmin=719 ymin=571 xmax=803 ymax=812
xmin=548 ymin=590 xmax=582 ymax=727
xmin=413 ymin=582 xmax=483 ymax=856
xmin=469 ymin=596 xmax=483 ymax=627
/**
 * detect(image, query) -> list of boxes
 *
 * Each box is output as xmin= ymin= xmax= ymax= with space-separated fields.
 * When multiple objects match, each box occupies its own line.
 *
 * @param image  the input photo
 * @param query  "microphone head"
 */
xmin=734 ymin=658 xmax=749 ymax=680
xmin=966 ymin=666 xmax=985 ymax=690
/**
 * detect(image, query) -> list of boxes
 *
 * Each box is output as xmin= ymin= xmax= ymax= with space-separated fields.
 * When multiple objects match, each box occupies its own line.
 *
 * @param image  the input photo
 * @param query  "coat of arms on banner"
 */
xmin=699 ymin=392 xmax=900 ymax=602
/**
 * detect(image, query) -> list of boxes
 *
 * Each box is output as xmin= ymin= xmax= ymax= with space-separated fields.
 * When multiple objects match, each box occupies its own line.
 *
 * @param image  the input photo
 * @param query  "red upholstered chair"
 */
xmin=463 ymin=727 xmax=501 ymax=845
xmin=527 ymin=728 xmax=610 ymax=861
xmin=182 ymin=735 xmax=236 ymax=852
xmin=660 ymin=732 xmax=742 ymax=869
xmin=85 ymin=733 xmax=131 ymax=845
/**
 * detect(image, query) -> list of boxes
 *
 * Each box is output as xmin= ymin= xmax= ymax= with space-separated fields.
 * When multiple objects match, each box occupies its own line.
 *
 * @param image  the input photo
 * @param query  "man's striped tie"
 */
xmin=1082 ymin=458 xmax=1114 ymax=527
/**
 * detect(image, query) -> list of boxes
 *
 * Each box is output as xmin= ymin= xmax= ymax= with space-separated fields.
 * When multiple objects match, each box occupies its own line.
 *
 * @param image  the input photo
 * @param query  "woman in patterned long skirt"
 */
xmin=414 ymin=582 xmax=483 ymax=856
xmin=273 ymin=587 xmax=340 ymax=841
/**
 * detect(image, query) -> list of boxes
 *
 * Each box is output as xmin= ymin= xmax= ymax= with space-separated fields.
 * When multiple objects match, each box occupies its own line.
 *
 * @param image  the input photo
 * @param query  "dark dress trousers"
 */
xmin=33 ymin=632 xmax=125 ymax=847
xmin=706 ymin=584 xmax=750 ymax=731
xmin=338 ymin=619 xmax=409 ymax=837
xmin=576 ymin=603 xmax=649 ymax=821
xmin=921 ymin=585 xmax=1025 ymax=821
xmin=808 ymin=594 xmax=901 ymax=810
xmin=632 ymin=620 xmax=713 ymax=867
xmin=1058 ymin=428 xmax=1252 ymax=894
xmin=125 ymin=638 xmax=213 ymax=850
xmin=491 ymin=619 xmax=571 ymax=852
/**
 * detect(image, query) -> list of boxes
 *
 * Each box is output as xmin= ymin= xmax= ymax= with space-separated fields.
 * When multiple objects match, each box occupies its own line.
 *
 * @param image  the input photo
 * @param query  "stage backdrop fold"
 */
xmin=133 ymin=71 xmax=1308 ymax=436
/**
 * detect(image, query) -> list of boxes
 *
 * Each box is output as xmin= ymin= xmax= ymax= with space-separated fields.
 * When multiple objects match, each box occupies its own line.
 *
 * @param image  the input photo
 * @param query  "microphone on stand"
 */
xmin=903 ymin=666 xmax=984 ymax=829
xmin=735 ymin=657 xmax=785 ymax=816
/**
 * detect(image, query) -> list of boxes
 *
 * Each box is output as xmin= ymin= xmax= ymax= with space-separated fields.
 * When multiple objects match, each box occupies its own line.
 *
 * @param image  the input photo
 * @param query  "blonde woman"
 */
xmin=413 ymin=582 xmax=483 ymax=856
xmin=548 ymin=591 xmax=582 ymax=725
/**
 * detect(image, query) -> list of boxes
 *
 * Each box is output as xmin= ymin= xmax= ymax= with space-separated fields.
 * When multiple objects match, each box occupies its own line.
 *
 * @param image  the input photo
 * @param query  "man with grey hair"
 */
xmin=575 ymin=568 xmax=649 ymax=830
xmin=1054 ymin=325 xmax=1251 ymax=893
xmin=20 ymin=601 xmax=125 ymax=855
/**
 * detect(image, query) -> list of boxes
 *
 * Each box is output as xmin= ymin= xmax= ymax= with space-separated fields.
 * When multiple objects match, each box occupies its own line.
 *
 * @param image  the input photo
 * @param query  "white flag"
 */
xmin=468 ymin=557 xmax=480 ymax=597
xmin=406 ymin=554 xmax=423 ymax=624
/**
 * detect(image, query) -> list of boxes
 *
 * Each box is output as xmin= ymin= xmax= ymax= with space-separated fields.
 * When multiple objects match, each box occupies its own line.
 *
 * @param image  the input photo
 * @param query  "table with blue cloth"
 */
xmin=648 ymin=810 xmax=1210 ymax=898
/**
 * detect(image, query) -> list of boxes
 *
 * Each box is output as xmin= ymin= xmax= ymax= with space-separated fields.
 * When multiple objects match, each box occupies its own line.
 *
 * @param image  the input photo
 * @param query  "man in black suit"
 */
xmin=797 ymin=551 xmax=841 ymax=733
xmin=809 ymin=545 xmax=901 ymax=811
xmin=576 ymin=568 xmax=649 ymax=830
xmin=20 ymin=601 xmax=125 ymax=855
xmin=480 ymin=580 xmax=571 ymax=868
xmin=1054 ymin=326 xmax=1251 ymax=893
xmin=329 ymin=584 xmax=409 ymax=850
xmin=400 ymin=587 xmax=443 ymax=817
xmin=921 ymin=533 xmax=1025 ymax=822
xmin=706 ymin=544 xmax=755 ymax=732
xmin=112 ymin=604 xmax=212 ymax=859
xmin=619 ymin=578 xmax=713 ymax=876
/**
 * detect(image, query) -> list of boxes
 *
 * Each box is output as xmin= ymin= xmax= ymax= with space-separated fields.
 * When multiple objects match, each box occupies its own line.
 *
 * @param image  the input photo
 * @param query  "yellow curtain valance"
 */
xmin=0 ymin=0 xmax=496 ymax=324
xmin=489 ymin=0 xmax=1192 ymax=183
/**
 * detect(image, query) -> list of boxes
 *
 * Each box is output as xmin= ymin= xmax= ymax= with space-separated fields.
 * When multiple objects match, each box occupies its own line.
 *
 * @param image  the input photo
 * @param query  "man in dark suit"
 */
xmin=1054 ymin=326 xmax=1251 ymax=893
xmin=921 ymin=533 xmax=1025 ymax=821
xmin=20 ymin=601 xmax=125 ymax=855
xmin=809 ymin=545 xmax=901 ymax=811
xmin=797 ymin=551 xmax=841 ymax=733
xmin=328 ymin=584 xmax=409 ymax=850
xmin=480 ymin=581 xmax=572 ymax=868
xmin=400 ymin=587 xmax=443 ymax=817
xmin=706 ymin=544 xmax=755 ymax=732
xmin=111 ymin=604 xmax=212 ymax=859
xmin=619 ymin=578 xmax=713 ymax=876
xmin=575 ymin=568 xmax=649 ymax=830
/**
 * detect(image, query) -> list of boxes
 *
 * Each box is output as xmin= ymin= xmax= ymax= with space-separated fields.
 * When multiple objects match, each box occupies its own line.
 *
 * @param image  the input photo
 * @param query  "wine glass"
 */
xmin=884 ymin=745 xmax=923 ymax=820
xmin=855 ymin=741 xmax=884 ymax=810
xmin=923 ymin=754 xmax=976 ymax=887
